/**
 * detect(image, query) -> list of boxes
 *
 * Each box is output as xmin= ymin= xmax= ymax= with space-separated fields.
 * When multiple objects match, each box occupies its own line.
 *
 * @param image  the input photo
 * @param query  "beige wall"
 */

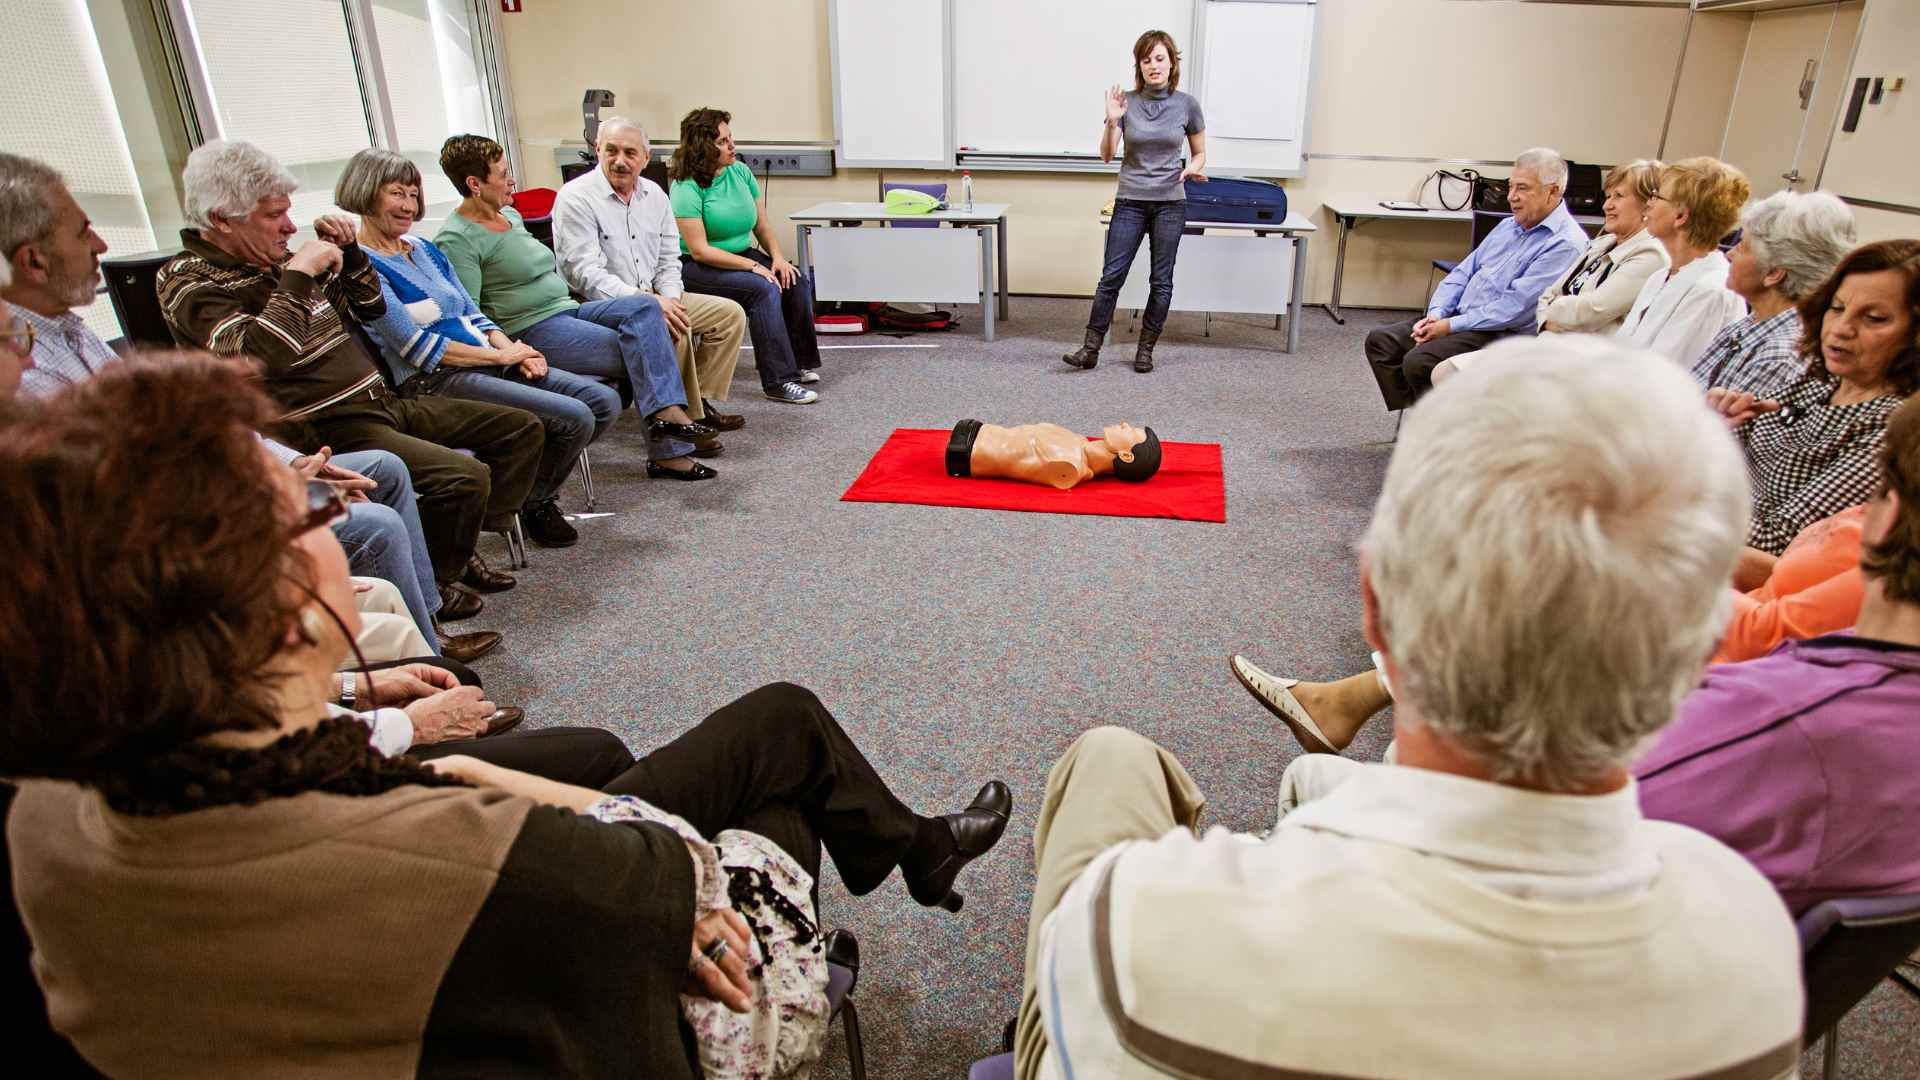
xmin=496 ymin=0 xmax=1773 ymax=307
xmin=1722 ymin=2 xmax=1864 ymax=200
xmin=1819 ymin=0 xmax=1919 ymax=209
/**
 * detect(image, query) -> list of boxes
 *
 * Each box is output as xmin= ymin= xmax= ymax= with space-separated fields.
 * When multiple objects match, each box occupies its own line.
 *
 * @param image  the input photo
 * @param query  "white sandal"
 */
xmin=1229 ymin=654 xmax=1342 ymax=755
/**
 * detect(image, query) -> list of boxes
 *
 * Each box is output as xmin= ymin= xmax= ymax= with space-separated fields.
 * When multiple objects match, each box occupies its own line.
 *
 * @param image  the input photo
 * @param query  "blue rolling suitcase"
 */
xmin=1182 ymin=177 xmax=1288 ymax=225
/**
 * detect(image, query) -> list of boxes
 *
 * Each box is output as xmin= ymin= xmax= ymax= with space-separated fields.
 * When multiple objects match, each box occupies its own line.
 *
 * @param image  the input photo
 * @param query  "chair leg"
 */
xmin=1823 ymin=1016 xmax=1841 ymax=1078
xmin=576 ymin=450 xmax=596 ymax=512
xmin=499 ymin=516 xmax=528 ymax=570
xmin=1204 ymin=310 xmax=1211 ymax=338
xmin=840 ymin=997 xmax=866 ymax=1080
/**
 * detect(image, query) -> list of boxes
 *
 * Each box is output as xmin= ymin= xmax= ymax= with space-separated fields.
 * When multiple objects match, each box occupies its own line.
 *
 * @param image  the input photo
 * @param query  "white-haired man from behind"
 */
xmin=552 ymin=116 xmax=748 ymax=431
xmin=1690 ymin=189 xmax=1857 ymax=397
xmin=1015 ymin=337 xmax=1803 ymax=1080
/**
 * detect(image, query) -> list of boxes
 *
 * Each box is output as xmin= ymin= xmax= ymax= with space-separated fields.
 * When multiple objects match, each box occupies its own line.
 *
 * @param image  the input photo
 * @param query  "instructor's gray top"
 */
xmin=1116 ymin=87 xmax=1205 ymax=201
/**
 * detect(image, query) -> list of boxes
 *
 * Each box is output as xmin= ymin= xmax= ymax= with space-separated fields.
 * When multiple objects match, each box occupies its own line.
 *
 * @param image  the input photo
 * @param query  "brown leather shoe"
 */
xmin=692 ymin=437 xmax=724 ymax=459
xmin=480 ymin=707 xmax=524 ymax=737
xmin=437 ymin=628 xmax=502 ymax=663
xmin=701 ymin=400 xmax=746 ymax=431
xmin=437 ymin=581 xmax=485 ymax=622
xmin=461 ymin=553 xmax=516 ymax=593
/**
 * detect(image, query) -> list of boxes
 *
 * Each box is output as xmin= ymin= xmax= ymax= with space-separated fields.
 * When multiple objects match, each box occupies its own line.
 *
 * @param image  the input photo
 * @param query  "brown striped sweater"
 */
xmin=157 ymin=230 xmax=389 ymax=421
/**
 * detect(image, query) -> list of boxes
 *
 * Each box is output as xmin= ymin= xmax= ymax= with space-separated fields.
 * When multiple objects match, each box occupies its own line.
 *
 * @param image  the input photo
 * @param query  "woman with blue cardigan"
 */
xmin=338 ymin=150 xmax=617 ymax=548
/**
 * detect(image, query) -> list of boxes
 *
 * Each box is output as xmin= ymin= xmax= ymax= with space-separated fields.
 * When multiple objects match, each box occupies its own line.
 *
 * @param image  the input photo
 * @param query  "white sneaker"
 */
xmin=764 ymin=381 xmax=819 ymax=404
xmin=797 ymin=370 xmax=821 ymax=384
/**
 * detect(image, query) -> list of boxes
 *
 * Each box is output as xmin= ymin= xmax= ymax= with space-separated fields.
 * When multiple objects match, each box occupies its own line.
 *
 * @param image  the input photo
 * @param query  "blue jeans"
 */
xmin=333 ymin=449 xmax=439 ymax=654
xmin=679 ymin=247 xmax=819 ymax=390
xmin=422 ymin=365 xmax=618 ymax=507
xmin=517 ymin=297 xmax=692 ymax=459
xmin=1086 ymin=197 xmax=1187 ymax=337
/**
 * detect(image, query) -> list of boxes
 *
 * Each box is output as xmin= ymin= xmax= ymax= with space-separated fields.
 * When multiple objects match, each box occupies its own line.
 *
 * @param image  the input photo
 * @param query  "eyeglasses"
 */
xmin=292 ymin=479 xmax=350 ymax=537
xmin=1 ymin=317 xmax=35 ymax=354
xmin=1647 ymin=191 xmax=1671 ymax=203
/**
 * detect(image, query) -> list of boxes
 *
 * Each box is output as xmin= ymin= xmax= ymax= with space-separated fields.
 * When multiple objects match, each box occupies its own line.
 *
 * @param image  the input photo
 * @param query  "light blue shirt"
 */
xmin=1428 ymin=203 xmax=1588 ymax=332
xmin=17 ymin=306 xmax=119 ymax=399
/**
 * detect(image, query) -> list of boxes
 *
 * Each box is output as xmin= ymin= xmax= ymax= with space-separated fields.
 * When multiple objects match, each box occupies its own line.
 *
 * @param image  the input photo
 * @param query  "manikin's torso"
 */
xmin=968 ymin=423 xmax=1143 ymax=490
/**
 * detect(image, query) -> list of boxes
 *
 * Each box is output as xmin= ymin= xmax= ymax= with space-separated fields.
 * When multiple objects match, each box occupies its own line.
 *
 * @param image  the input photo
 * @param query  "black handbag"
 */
xmin=1427 ymin=168 xmax=1507 ymax=213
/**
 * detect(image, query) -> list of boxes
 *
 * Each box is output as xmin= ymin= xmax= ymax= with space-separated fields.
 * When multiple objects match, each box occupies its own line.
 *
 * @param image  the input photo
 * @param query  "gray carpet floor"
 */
xmin=468 ymin=298 xmax=1919 ymax=1080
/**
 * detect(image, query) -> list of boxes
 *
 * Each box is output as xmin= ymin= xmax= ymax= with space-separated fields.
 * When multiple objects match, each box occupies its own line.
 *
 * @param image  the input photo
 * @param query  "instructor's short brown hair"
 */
xmin=1863 ymin=397 xmax=1920 ymax=604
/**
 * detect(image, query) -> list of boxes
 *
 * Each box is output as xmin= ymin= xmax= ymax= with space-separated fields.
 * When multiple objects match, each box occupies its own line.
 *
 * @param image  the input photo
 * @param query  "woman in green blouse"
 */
xmin=672 ymin=108 xmax=822 ymax=405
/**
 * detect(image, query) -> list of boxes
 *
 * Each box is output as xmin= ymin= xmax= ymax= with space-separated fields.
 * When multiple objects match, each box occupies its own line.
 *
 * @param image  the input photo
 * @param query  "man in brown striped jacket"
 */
xmin=159 ymin=140 xmax=542 ymax=599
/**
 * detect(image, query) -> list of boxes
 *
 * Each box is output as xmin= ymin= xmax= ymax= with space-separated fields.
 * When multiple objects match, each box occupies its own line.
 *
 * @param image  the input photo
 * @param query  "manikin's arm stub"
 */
xmin=955 ymin=421 xmax=1154 ymax=491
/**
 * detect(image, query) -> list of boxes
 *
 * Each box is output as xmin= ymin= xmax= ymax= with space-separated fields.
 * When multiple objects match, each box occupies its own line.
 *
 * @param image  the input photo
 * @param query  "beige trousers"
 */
xmin=1014 ymin=727 xmax=1207 ymax=1080
xmin=676 ymin=292 xmax=746 ymax=420
xmin=344 ymin=577 xmax=433 ymax=666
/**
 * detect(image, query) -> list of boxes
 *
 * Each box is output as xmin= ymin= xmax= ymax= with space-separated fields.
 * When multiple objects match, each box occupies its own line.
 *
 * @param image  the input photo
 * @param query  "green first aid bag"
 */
xmin=884 ymin=188 xmax=941 ymax=215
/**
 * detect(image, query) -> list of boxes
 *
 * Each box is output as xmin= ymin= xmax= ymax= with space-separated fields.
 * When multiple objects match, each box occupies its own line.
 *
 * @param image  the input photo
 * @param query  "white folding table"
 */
xmin=1103 ymin=211 xmax=1316 ymax=354
xmin=789 ymin=202 xmax=1011 ymax=341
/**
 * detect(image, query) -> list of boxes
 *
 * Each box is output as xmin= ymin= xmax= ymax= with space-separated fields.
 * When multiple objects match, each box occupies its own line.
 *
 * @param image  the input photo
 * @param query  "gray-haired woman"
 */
xmin=1688 ymin=189 xmax=1857 ymax=398
xmin=338 ymin=148 xmax=618 ymax=548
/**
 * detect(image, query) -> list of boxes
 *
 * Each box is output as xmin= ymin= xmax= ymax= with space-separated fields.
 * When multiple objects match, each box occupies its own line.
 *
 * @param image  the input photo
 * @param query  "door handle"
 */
xmin=1798 ymin=59 xmax=1818 ymax=111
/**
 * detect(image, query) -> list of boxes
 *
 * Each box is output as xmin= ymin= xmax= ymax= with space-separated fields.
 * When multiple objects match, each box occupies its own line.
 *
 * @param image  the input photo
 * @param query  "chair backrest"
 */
xmin=968 ymin=1052 xmax=1015 ymax=1080
xmin=1468 ymin=207 xmax=1508 ymax=249
xmin=882 ymin=181 xmax=948 ymax=229
xmin=1797 ymin=892 xmax=1920 ymax=1039
xmin=101 ymin=250 xmax=182 ymax=348
xmin=559 ymin=160 xmax=595 ymax=185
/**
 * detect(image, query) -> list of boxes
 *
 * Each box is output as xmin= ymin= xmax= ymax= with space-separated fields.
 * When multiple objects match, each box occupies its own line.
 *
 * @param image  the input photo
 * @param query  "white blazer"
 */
xmin=1535 ymin=228 xmax=1667 ymax=335
xmin=1614 ymin=249 xmax=1748 ymax=367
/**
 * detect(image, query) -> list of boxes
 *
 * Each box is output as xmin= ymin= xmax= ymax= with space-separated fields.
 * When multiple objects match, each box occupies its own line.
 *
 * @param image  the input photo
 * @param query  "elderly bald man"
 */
xmin=1014 ymin=336 xmax=1802 ymax=1080
xmin=553 ymin=116 xmax=748 ymax=431
xmin=1364 ymin=147 xmax=1589 ymax=411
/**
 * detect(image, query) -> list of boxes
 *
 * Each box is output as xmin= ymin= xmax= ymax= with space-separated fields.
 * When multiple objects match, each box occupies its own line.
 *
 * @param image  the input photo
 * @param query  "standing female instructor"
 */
xmin=1062 ymin=29 xmax=1206 ymax=374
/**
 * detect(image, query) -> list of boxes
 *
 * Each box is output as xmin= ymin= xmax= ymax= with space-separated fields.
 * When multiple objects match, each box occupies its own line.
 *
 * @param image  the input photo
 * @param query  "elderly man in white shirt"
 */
xmin=1013 ymin=337 xmax=1804 ymax=1080
xmin=553 ymin=117 xmax=748 ymax=431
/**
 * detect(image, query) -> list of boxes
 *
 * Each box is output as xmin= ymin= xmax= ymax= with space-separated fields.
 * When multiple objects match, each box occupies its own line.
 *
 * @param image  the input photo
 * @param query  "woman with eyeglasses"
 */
xmin=1614 ymin=157 xmax=1751 ymax=366
xmin=0 ymin=353 xmax=1011 ymax=1078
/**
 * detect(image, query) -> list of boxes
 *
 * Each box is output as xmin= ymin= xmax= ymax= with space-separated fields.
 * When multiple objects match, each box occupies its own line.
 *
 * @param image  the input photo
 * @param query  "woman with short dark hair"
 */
xmin=434 ymin=134 xmax=723 ymax=482
xmin=1061 ymin=29 xmax=1207 ymax=374
xmin=0 ymin=355 xmax=1011 ymax=1077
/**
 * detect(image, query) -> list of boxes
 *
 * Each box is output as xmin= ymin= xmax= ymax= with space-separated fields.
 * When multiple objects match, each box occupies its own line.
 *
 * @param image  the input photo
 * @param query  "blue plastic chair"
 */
xmin=1798 ymin=892 xmax=1920 ymax=1078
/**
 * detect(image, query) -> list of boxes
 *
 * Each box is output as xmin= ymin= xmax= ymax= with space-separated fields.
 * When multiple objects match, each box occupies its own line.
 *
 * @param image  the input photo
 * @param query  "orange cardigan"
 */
xmin=1713 ymin=506 xmax=1866 ymax=665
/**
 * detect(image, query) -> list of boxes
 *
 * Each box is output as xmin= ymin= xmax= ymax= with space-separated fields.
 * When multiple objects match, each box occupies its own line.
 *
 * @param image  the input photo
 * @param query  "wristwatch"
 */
xmin=339 ymin=671 xmax=356 ymax=709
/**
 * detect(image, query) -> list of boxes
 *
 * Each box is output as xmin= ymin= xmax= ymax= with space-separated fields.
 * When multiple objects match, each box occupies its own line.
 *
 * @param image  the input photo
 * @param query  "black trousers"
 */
xmin=306 ymin=390 xmax=545 ymax=584
xmin=367 ymin=656 xmax=642 ymax=790
xmin=1363 ymin=317 xmax=1509 ymax=410
xmin=601 ymin=682 xmax=923 ymax=894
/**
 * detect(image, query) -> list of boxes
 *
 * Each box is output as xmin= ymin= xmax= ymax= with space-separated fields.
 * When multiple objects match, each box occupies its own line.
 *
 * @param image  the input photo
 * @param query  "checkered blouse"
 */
xmin=1742 ymin=373 xmax=1906 ymax=555
xmin=1689 ymin=308 xmax=1806 ymax=399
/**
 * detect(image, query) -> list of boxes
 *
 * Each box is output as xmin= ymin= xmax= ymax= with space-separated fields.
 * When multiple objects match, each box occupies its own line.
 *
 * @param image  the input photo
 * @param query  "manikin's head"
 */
xmin=1102 ymin=423 xmax=1162 ymax=482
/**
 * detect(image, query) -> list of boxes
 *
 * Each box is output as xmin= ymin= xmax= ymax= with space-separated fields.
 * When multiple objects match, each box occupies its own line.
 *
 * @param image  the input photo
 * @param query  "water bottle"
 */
xmin=961 ymin=170 xmax=974 ymax=212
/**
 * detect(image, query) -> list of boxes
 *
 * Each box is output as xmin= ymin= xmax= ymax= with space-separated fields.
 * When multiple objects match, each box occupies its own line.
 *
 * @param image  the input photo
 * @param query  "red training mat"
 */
xmin=840 ymin=428 xmax=1226 ymax=523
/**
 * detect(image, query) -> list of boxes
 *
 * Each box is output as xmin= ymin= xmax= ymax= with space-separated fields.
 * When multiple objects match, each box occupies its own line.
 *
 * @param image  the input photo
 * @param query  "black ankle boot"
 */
xmin=904 ymin=781 xmax=1012 ymax=912
xmin=1062 ymin=329 xmax=1102 ymax=370
xmin=1134 ymin=330 xmax=1158 ymax=373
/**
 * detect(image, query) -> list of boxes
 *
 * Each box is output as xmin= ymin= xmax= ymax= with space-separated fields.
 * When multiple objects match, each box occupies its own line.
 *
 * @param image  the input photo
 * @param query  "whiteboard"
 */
xmin=954 ymin=0 xmax=1195 ymax=157
xmin=830 ymin=0 xmax=950 ymax=168
xmin=1195 ymin=1 xmax=1316 ymax=174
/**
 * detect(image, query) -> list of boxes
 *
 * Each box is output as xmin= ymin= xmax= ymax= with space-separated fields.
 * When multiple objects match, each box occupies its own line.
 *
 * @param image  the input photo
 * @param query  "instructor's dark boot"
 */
xmin=1062 ymin=328 xmax=1102 ymax=370
xmin=1134 ymin=330 xmax=1159 ymax=373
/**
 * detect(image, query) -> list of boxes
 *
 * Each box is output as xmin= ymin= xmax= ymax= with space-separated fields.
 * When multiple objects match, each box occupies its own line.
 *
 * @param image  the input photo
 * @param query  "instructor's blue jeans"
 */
xmin=518 ymin=297 xmax=692 ymax=459
xmin=333 ymin=449 xmax=439 ymax=654
xmin=422 ymin=366 xmax=619 ymax=507
xmin=1086 ymin=197 xmax=1187 ymax=337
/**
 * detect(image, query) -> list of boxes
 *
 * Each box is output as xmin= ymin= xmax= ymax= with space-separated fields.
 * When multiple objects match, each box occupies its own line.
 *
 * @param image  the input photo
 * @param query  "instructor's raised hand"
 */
xmin=1104 ymin=85 xmax=1128 ymax=125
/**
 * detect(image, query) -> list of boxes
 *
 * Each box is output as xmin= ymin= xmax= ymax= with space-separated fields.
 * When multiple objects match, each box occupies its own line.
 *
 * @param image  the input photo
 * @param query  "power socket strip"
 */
xmin=736 ymin=148 xmax=835 ymax=177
